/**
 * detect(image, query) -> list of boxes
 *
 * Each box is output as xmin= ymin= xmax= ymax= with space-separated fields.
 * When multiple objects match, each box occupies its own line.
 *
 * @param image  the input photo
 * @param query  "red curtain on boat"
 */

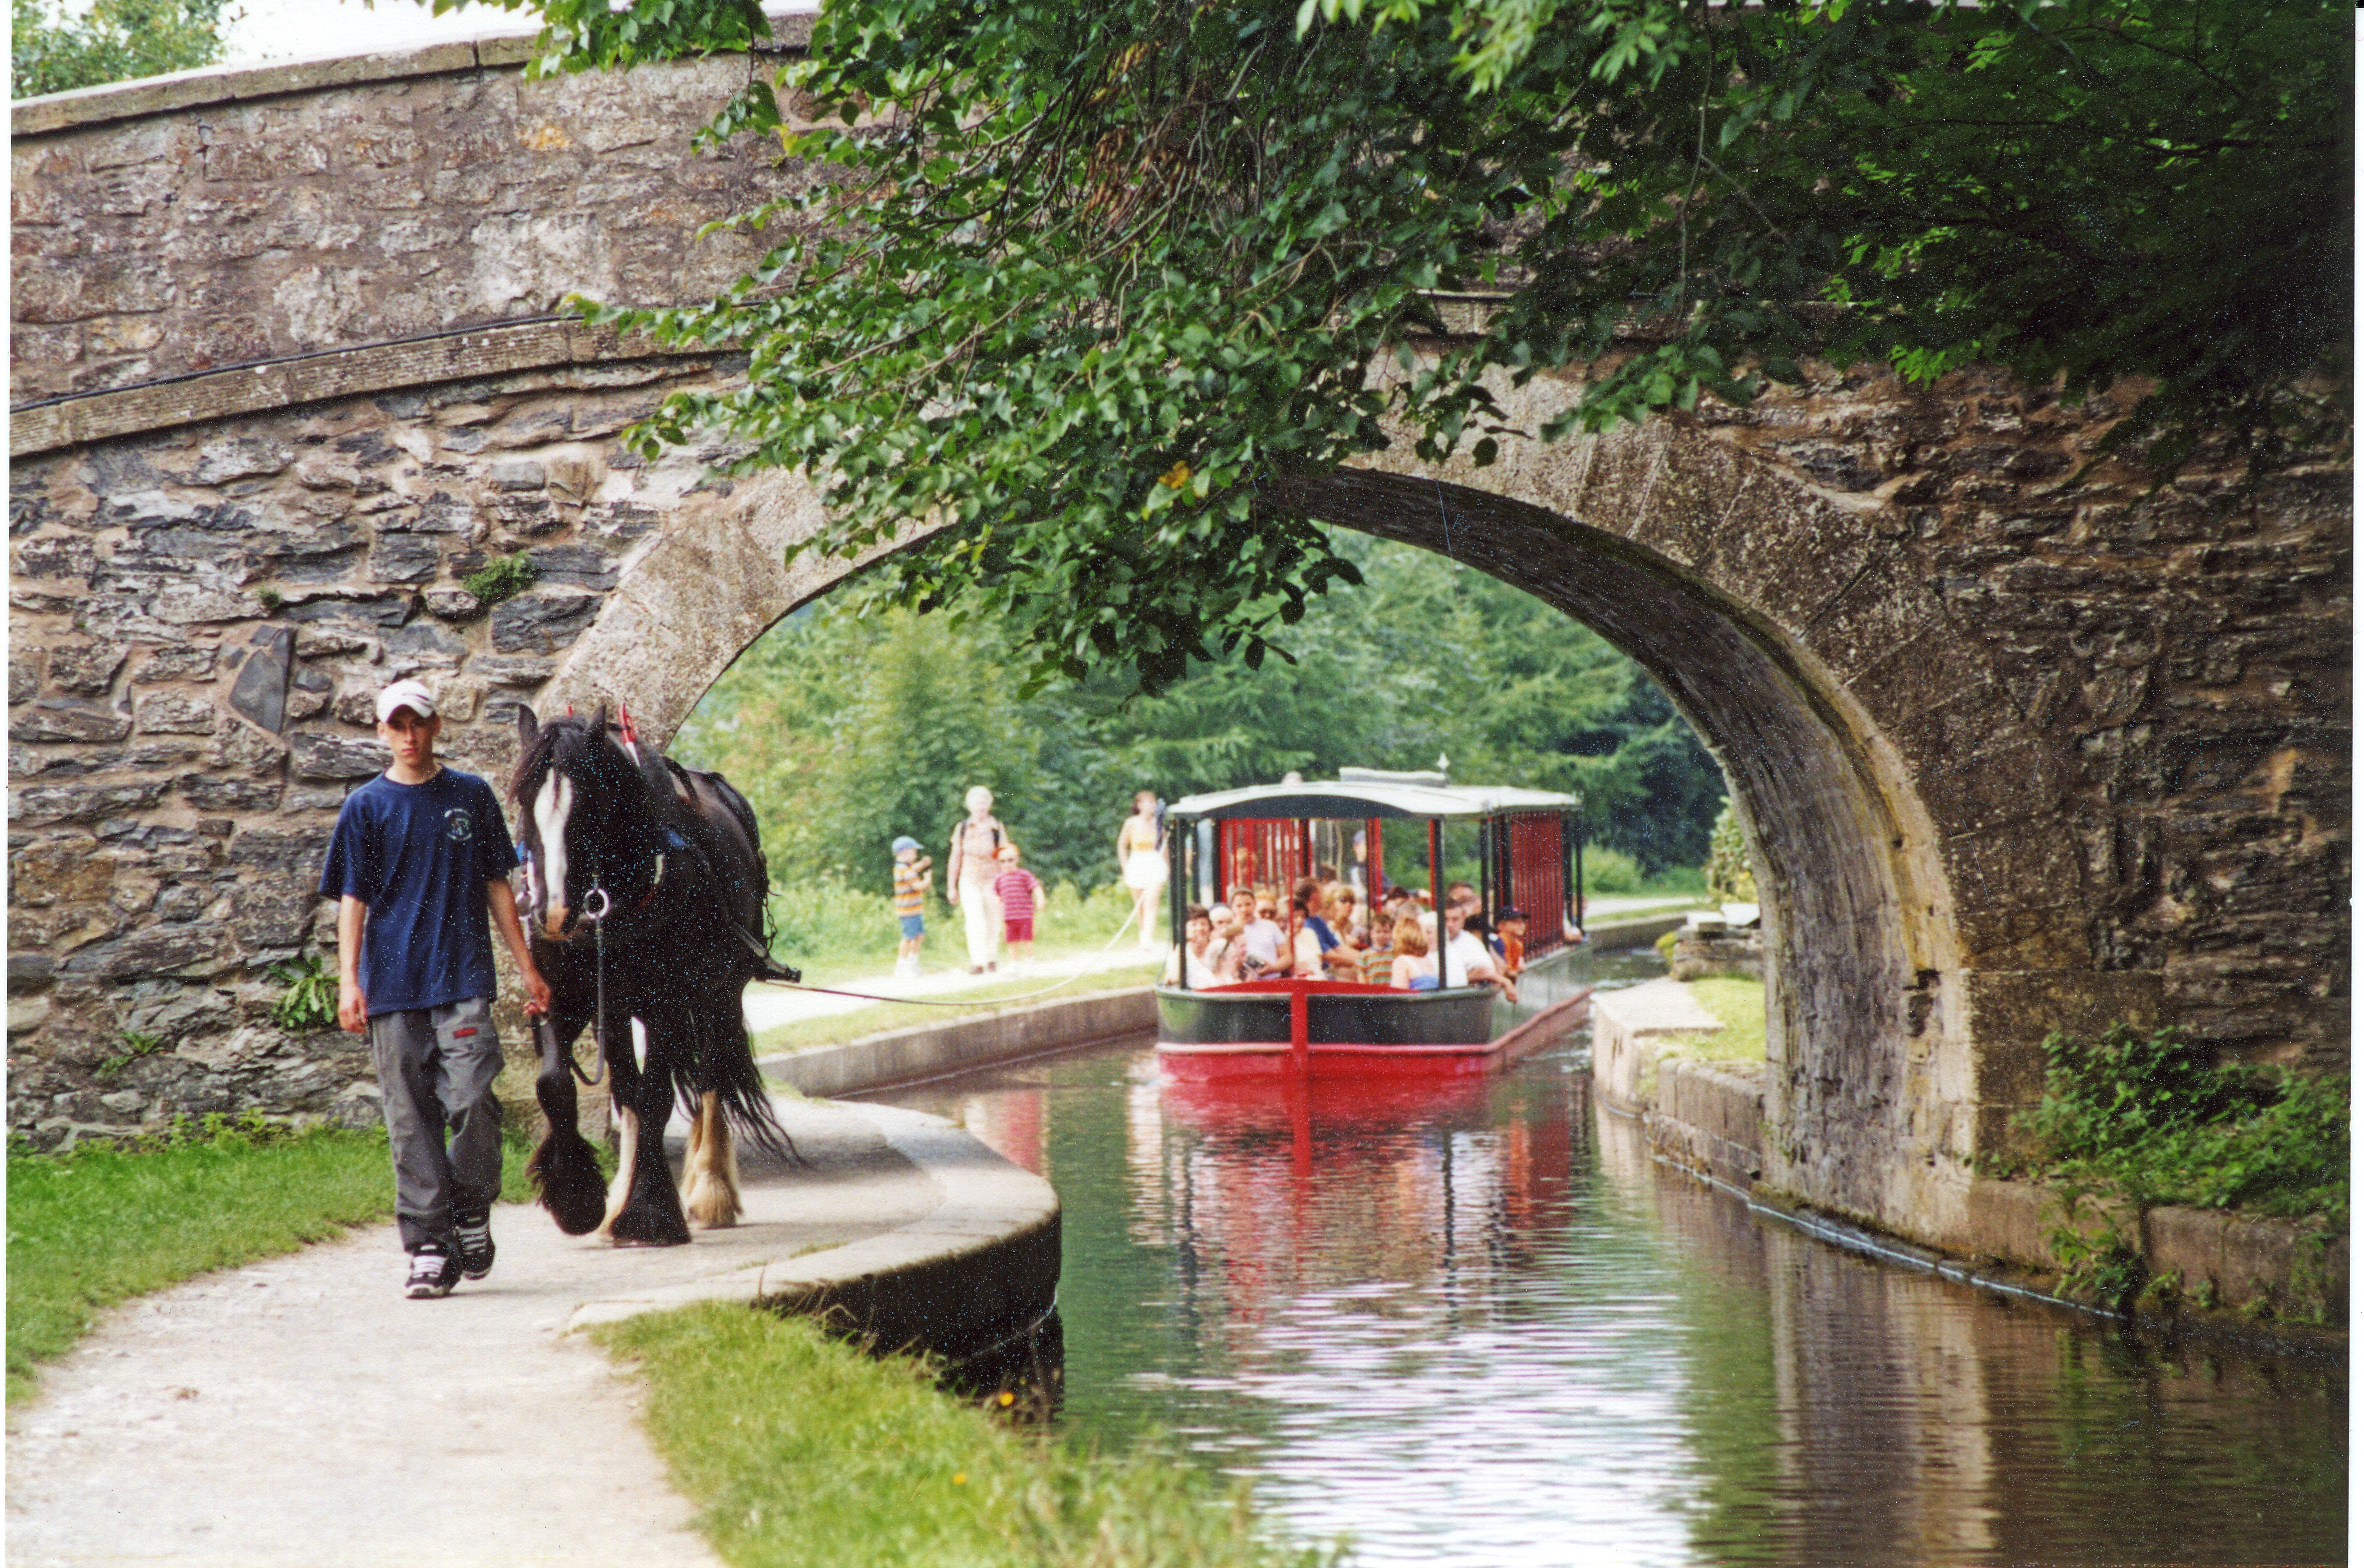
xmin=1496 ymin=812 xmax=1568 ymax=958
xmin=1215 ymin=819 xmax=1308 ymax=896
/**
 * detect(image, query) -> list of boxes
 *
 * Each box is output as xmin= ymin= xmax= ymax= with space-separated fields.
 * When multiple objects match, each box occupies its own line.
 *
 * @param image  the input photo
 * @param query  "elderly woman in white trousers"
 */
xmin=947 ymin=785 xmax=1009 ymax=974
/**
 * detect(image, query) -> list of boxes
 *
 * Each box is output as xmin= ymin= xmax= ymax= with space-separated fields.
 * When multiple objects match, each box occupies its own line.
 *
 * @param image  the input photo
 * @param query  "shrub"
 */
xmin=1581 ymin=846 xmax=1642 ymax=895
xmin=1702 ymin=801 xmax=1756 ymax=903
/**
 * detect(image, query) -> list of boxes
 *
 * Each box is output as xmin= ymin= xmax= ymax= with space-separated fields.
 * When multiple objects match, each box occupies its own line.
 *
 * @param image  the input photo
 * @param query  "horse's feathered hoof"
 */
xmin=529 ymin=1129 xmax=608 ymax=1236
xmin=606 ymin=1213 xmax=693 ymax=1247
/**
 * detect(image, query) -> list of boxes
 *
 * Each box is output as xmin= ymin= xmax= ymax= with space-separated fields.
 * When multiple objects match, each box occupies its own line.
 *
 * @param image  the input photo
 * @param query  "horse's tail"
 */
xmin=690 ymin=1002 xmax=804 ymax=1168
xmin=529 ymin=1016 xmax=610 ymax=1234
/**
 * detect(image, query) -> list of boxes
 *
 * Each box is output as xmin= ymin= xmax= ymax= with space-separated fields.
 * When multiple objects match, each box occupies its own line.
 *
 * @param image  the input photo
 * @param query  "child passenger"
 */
xmin=991 ymin=843 xmax=1046 ymax=971
xmin=892 ymin=836 xmax=932 ymax=979
xmin=1388 ymin=917 xmax=1437 ymax=992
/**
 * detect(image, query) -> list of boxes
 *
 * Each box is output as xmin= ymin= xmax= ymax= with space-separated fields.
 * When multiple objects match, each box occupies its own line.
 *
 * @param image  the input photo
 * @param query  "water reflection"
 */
xmin=865 ymin=953 xmax=2344 ymax=1567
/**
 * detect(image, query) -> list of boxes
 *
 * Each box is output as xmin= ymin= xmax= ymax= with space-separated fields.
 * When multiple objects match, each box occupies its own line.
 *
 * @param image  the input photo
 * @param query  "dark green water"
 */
xmin=867 ymin=953 xmax=2346 ymax=1566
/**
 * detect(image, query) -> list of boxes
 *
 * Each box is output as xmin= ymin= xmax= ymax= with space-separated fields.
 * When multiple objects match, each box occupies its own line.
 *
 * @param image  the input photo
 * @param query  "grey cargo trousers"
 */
xmin=369 ymin=996 xmax=503 ymax=1253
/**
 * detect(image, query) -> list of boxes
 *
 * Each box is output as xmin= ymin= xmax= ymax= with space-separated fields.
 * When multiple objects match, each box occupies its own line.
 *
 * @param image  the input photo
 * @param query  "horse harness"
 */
xmin=534 ymin=813 xmax=695 ymax=1089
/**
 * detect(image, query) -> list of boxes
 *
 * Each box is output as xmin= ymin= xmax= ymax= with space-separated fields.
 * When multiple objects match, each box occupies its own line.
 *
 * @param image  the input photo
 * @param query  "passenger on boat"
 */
xmin=1388 ymin=917 xmax=1437 ymax=991
xmin=1328 ymin=885 xmax=1369 ymax=948
xmin=1229 ymin=885 xmax=1286 ymax=977
xmin=1496 ymin=908 xmax=1529 ymax=977
xmin=1441 ymin=901 xmax=1517 ymax=1003
xmin=1203 ymin=892 xmax=1249 ymax=982
xmin=1163 ymin=905 xmax=1224 ymax=988
xmin=1291 ymin=877 xmax=1365 ymax=978
xmin=1446 ymin=881 xmax=1496 ymax=950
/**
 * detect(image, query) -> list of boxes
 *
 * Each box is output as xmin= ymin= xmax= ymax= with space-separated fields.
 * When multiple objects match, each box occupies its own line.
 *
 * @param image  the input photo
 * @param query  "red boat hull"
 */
xmin=1154 ymin=978 xmax=1590 ymax=1080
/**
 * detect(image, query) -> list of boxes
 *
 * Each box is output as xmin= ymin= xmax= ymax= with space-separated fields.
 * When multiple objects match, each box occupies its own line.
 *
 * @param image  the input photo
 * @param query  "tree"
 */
xmin=10 ymin=0 xmax=232 ymax=98
xmin=449 ymin=0 xmax=2346 ymax=699
xmin=676 ymin=536 xmax=1725 ymax=889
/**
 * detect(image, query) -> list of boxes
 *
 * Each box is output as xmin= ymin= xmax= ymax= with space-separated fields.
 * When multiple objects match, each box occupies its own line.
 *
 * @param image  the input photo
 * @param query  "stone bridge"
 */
xmin=8 ymin=23 xmax=2348 ymax=1253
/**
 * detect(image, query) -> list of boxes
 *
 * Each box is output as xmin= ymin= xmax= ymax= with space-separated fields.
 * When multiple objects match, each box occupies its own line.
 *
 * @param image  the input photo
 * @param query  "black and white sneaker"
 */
xmin=406 ymin=1247 xmax=460 ymax=1300
xmin=453 ymin=1206 xmax=495 ymax=1281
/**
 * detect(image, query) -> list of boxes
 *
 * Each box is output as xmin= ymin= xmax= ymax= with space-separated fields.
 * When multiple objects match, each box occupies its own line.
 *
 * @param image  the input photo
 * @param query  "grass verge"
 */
xmin=1671 ymin=975 xmax=1768 ymax=1064
xmin=753 ymin=959 xmax=1162 ymax=1056
xmin=777 ymin=883 xmax=1145 ymax=985
xmin=8 ymin=1116 xmax=563 ymax=1403
xmin=595 ymin=1303 xmax=1337 ymax=1568
xmin=7 ymin=1119 xmax=394 ymax=1403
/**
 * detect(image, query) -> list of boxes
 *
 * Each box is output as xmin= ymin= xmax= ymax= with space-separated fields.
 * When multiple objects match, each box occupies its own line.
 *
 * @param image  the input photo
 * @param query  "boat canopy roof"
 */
xmin=1169 ymin=775 xmax=1578 ymax=822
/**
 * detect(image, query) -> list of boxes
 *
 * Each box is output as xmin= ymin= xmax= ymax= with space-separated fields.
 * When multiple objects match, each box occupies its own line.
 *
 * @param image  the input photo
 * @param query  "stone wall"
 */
xmin=8 ymin=357 xmax=745 ymax=1147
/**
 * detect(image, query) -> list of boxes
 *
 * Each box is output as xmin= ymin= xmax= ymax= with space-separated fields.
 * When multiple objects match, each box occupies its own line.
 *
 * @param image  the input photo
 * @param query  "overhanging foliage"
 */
xmin=450 ymin=0 xmax=2349 ymax=695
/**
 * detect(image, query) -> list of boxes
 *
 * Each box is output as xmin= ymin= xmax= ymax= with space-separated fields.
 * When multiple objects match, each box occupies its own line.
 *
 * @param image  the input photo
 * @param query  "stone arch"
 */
xmin=543 ymin=404 xmax=1993 ymax=1235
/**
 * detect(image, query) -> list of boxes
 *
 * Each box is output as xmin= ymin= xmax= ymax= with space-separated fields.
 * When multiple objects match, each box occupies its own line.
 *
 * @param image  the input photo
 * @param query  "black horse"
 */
xmin=510 ymin=704 xmax=798 ymax=1246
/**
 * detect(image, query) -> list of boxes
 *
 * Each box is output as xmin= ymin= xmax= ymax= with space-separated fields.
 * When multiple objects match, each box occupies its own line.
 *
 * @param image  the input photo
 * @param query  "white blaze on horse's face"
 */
xmin=535 ymin=771 xmax=575 ymax=938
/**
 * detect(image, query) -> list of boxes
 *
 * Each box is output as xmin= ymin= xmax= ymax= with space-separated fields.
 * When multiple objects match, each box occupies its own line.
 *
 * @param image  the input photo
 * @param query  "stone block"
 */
xmin=16 ymin=533 xmax=96 ymax=579
xmin=490 ymin=589 xmax=599 ymax=653
xmin=231 ymin=884 xmax=317 ymax=948
xmin=47 ymin=642 xmax=127 ymax=695
xmin=134 ymin=691 xmax=219 ymax=735
xmin=14 ymin=699 xmax=133 ymax=744
xmin=11 ymin=836 xmax=112 ymax=907
xmin=525 ymin=543 xmax=618 ymax=590
xmin=227 ymin=624 xmax=293 ymax=732
xmin=289 ymin=730 xmax=388 ymax=781
xmin=59 ymin=923 xmax=236 ymax=982
xmin=470 ymin=655 xmax=553 ymax=687
xmin=367 ymin=532 xmax=443 ymax=583
xmin=133 ymin=645 xmax=219 ymax=684
xmin=182 ymin=777 xmax=283 ymax=811
xmin=228 ymin=828 xmax=333 ymax=874
xmin=282 ymin=592 xmax=413 ymax=630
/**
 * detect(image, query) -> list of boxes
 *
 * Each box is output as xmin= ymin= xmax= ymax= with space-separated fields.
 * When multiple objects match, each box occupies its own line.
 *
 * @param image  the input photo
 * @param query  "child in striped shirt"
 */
xmin=892 ymin=836 xmax=932 ymax=979
xmin=991 ymin=843 xmax=1045 ymax=971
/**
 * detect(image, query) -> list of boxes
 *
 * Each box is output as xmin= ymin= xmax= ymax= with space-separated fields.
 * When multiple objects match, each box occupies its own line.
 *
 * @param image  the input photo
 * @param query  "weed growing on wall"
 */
xmin=2019 ymin=1025 xmax=2349 ymax=1225
xmin=2011 ymin=1024 xmax=2348 ymax=1309
xmin=461 ymin=550 xmax=538 ymax=607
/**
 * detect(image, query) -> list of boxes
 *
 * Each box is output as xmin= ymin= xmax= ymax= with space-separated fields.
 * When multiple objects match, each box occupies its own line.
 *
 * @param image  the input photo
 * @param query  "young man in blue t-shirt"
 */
xmin=319 ymin=679 xmax=552 ymax=1299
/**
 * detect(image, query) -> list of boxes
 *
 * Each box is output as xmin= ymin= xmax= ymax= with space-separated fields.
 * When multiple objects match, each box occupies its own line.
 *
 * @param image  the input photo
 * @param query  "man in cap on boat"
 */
xmin=319 ymin=678 xmax=551 ymax=1299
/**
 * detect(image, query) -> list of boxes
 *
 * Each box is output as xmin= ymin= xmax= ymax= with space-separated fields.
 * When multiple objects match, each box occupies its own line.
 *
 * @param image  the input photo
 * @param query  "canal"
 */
xmin=863 ymin=950 xmax=2346 ymax=1567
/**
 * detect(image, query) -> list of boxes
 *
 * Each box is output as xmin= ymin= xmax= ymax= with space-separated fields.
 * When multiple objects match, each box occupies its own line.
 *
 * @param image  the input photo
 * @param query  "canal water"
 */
xmin=864 ymin=951 xmax=2347 ymax=1567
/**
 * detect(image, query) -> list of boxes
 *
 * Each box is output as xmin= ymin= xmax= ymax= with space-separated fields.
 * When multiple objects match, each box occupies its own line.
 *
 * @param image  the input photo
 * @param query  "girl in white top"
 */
xmin=1116 ymin=790 xmax=1165 ymax=950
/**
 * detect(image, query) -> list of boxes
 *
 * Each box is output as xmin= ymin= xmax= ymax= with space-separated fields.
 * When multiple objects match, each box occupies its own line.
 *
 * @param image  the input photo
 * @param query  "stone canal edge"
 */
xmin=1589 ymin=978 xmax=2349 ymax=1358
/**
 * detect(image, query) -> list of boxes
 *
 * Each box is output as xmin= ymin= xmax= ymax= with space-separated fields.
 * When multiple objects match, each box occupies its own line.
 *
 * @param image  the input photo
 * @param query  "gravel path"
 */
xmin=7 ymin=1098 xmax=945 ymax=1568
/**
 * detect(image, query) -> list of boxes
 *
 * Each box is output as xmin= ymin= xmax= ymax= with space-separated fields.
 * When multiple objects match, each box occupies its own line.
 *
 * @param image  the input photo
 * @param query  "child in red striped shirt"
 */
xmin=991 ymin=843 xmax=1045 ymax=970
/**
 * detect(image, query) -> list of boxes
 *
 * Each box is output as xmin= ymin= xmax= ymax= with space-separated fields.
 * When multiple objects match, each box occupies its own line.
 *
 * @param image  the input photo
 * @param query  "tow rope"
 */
xmin=745 ymin=906 xmax=1148 ymax=1008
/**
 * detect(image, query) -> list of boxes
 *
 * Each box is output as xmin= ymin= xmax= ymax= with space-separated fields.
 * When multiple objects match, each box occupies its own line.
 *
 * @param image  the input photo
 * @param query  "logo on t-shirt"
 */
xmin=444 ymin=808 xmax=474 ymax=843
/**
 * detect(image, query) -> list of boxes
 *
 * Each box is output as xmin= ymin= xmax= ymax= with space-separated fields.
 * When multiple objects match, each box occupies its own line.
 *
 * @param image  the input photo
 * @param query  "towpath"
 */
xmin=5 ymin=1097 xmax=1022 ymax=1568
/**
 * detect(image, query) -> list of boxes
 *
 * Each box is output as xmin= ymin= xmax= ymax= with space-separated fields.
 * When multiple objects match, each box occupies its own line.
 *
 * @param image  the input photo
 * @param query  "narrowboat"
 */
xmin=1154 ymin=770 xmax=1593 ymax=1079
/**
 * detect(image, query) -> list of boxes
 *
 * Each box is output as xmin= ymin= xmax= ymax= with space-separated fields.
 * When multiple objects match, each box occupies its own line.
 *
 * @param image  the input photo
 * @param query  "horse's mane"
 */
xmin=510 ymin=709 xmax=609 ymax=804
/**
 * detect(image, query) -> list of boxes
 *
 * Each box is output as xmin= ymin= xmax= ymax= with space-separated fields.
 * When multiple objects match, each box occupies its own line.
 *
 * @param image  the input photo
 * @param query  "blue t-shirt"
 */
xmin=318 ymin=768 xmax=519 ymax=1016
xmin=1304 ymin=915 xmax=1341 ymax=953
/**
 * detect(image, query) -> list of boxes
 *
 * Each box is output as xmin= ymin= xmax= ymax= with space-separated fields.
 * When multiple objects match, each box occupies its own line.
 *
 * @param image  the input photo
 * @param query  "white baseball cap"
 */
xmin=375 ymin=678 xmax=438 ymax=723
